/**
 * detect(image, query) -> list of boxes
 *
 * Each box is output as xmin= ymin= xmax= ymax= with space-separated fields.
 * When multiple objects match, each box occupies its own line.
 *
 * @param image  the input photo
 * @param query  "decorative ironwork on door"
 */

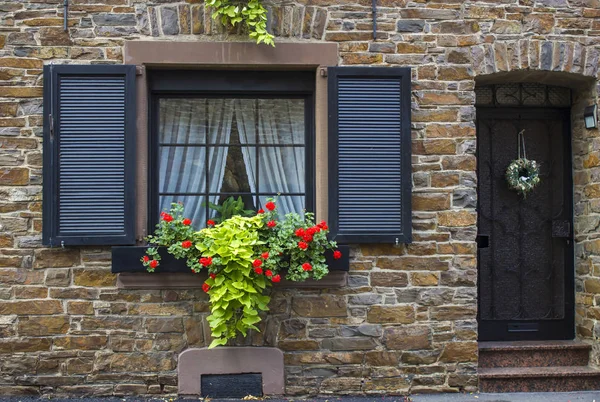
xmin=475 ymin=83 xmax=571 ymax=108
xmin=476 ymin=83 xmax=574 ymax=341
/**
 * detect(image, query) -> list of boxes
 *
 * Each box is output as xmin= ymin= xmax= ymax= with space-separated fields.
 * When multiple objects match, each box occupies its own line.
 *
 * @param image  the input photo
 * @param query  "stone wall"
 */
xmin=0 ymin=0 xmax=599 ymax=396
xmin=574 ymin=81 xmax=600 ymax=366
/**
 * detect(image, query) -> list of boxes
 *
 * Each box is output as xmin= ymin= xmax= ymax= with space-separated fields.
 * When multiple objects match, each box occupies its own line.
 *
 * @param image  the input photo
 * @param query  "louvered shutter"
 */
xmin=43 ymin=65 xmax=136 ymax=246
xmin=328 ymin=67 xmax=412 ymax=244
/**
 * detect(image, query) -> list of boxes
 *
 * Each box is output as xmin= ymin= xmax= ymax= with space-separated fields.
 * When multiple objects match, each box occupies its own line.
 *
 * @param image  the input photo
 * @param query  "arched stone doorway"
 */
xmin=475 ymin=82 xmax=574 ymax=341
xmin=473 ymin=69 xmax=598 ymax=350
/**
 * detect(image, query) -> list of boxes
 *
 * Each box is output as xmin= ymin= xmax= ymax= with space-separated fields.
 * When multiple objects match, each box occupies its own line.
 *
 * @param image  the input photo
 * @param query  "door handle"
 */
xmin=552 ymin=220 xmax=571 ymax=238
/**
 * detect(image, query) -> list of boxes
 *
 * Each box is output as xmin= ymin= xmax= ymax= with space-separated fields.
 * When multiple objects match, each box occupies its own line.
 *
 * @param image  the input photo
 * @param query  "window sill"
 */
xmin=111 ymin=245 xmax=349 ymax=289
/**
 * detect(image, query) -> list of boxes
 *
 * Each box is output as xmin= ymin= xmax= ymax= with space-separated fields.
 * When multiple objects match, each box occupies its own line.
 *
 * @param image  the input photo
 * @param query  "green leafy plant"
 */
xmin=141 ymin=198 xmax=341 ymax=348
xmin=207 ymin=0 xmax=275 ymax=46
xmin=204 ymin=196 xmax=255 ymax=224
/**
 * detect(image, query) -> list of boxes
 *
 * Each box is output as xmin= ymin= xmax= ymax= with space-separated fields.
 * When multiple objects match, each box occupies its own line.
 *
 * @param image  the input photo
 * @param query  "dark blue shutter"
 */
xmin=328 ymin=67 xmax=412 ymax=244
xmin=43 ymin=65 xmax=136 ymax=246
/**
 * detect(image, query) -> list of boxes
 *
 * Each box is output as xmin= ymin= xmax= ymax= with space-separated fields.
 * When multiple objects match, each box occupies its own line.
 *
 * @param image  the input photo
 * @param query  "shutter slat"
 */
xmin=43 ymin=65 xmax=136 ymax=246
xmin=329 ymin=67 xmax=412 ymax=244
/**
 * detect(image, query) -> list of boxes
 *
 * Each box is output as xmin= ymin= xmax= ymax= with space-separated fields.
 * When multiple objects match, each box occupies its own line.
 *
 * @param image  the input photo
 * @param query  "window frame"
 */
xmin=147 ymin=70 xmax=316 ymax=232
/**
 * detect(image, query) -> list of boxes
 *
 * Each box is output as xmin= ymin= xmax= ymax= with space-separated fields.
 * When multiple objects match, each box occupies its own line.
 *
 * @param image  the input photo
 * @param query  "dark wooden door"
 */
xmin=477 ymin=108 xmax=574 ymax=341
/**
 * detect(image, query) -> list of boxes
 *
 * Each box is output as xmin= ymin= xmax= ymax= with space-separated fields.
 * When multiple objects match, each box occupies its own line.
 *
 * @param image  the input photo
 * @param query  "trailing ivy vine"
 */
xmin=207 ymin=0 xmax=275 ymax=46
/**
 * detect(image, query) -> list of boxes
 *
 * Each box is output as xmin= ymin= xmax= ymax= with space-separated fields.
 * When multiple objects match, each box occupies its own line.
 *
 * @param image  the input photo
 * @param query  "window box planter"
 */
xmin=111 ymin=245 xmax=349 ymax=289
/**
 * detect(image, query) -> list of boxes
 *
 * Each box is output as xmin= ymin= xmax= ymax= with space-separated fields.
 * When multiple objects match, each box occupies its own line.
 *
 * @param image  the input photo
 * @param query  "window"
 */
xmin=148 ymin=70 xmax=315 ymax=230
xmin=149 ymin=71 xmax=314 ymax=228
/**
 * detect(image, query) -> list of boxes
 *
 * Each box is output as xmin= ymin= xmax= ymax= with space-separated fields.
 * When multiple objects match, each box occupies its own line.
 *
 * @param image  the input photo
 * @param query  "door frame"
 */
xmin=476 ymin=106 xmax=575 ymax=341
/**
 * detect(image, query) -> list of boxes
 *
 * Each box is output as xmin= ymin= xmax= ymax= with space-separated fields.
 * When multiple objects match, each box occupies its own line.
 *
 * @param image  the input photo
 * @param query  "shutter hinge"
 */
xmin=319 ymin=67 xmax=328 ymax=77
xmin=136 ymin=65 xmax=145 ymax=76
xmin=49 ymin=114 xmax=54 ymax=141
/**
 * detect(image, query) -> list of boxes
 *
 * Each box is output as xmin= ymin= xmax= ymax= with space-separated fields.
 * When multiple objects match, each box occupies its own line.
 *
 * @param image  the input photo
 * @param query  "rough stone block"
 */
xmin=396 ymin=20 xmax=424 ymax=32
xmin=292 ymin=295 xmax=347 ymax=317
xmin=439 ymin=342 xmax=477 ymax=362
xmin=34 ymin=249 xmax=80 ymax=268
xmin=73 ymin=268 xmax=116 ymax=287
xmin=0 ymin=300 xmax=63 ymax=315
xmin=383 ymin=326 xmax=432 ymax=350
xmin=367 ymin=305 xmax=415 ymax=324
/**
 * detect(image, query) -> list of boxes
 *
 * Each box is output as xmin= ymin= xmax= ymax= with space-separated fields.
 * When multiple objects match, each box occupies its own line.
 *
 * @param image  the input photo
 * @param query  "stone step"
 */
xmin=478 ymin=340 xmax=591 ymax=368
xmin=479 ymin=366 xmax=600 ymax=393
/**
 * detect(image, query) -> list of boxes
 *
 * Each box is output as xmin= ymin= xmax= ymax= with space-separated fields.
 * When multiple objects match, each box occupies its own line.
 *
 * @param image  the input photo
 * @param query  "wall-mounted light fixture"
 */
xmin=584 ymin=104 xmax=598 ymax=129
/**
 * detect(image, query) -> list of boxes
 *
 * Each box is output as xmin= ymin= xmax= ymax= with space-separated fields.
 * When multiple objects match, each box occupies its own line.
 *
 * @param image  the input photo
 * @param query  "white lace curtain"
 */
xmin=234 ymin=99 xmax=305 ymax=216
xmin=158 ymin=98 xmax=305 ymax=226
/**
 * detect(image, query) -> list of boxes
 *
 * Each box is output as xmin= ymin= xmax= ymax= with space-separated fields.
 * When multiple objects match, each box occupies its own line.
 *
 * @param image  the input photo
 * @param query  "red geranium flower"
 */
xmin=306 ymin=227 xmax=317 ymax=236
xmin=253 ymin=259 xmax=262 ymax=268
xmin=202 ymin=283 xmax=210 ymax=293
xmin=209 ymin=273 xmax=216 ymax=279
xmin=181 ymin=240 xmax=192 ymax=249
xmin=265 ymin=201 xmax=276 ymax=211
xmin=267 ymin=220 xmax=277 ymax=228
xmin=161 ymin=213 xmax=173 ymax=222
xmin=261 ymin=252 xmax=269 ymax=260
xmin=182 ymin=218 xmax=192 ymax=226
xmin=257 ymin=208 xmax=265 ymax=214
xmin=298 ymin=241 xmax=308 ymax=250
xmin=254 ymin=267 xmax=263 ymax=275
xmin=333 ymin=250 xmax=342 ymax=260
xmin=265 ymin=269 xmax=273 ymax=278
xmin=272 ymin=274 xmax=281 ymax=283
xmin=200 ymin=257 xmax=212 ymax=267
xmin=302 ymin=234 xmax=313 ymax=243
xmin=207 ymin=219 xmax=215 ymax=226
xmin=149 ymin=260 xmax=158 ymax=269
xmin=143 ymin=255 xmax=149 ymax=263
xmin=318 ymin=220 xmax=328 ymax=230
xmin=295 ymin=228 xmax=305 ymax=237
xmin=302 ymin=262 xmax=312 ymax=271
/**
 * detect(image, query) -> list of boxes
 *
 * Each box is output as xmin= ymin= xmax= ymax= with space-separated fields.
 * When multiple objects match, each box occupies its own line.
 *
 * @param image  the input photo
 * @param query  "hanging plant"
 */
xmin=207 ymin=0 xmax=275 ymax=46
xmin=505 ymin=158 xmax=540 ymax=197
xmin=141 ymin=199 xmax=341 ymax=348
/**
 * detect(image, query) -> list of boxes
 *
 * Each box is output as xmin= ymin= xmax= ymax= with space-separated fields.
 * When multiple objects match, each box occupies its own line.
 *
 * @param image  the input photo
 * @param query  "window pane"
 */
xmin=159 ymin=195 xmax=206 ymax=230
xmin=159 ymin=99 xmax=234 ymax=144
xmin=258 ymin=99 xmax=305 ymax=145
xmin=159 ymin=146 xmax=206 ymax=193
xmin=207 ymin=194 xmax=256 ymax=220
xmin=259 ymin=195 xmax=304 ymax=218
xmin=234 ymin=99 xmax=305 ymax=145
xmin=209 ymin=147 xmax=256 ymax=194
xmin=159 ymin=99 xmax=206 ymax=144
xmin=258 ymin=147 xmax=305 ymax=193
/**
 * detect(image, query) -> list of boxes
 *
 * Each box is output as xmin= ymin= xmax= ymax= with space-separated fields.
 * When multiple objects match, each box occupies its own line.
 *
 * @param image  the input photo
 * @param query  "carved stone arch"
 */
xmin=470 ymin=39 xmax=600 ymax=85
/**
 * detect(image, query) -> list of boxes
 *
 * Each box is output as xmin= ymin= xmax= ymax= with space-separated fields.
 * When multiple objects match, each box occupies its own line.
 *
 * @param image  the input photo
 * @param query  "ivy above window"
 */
xmin=207 ymin=0 xmax=275 ymax=46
